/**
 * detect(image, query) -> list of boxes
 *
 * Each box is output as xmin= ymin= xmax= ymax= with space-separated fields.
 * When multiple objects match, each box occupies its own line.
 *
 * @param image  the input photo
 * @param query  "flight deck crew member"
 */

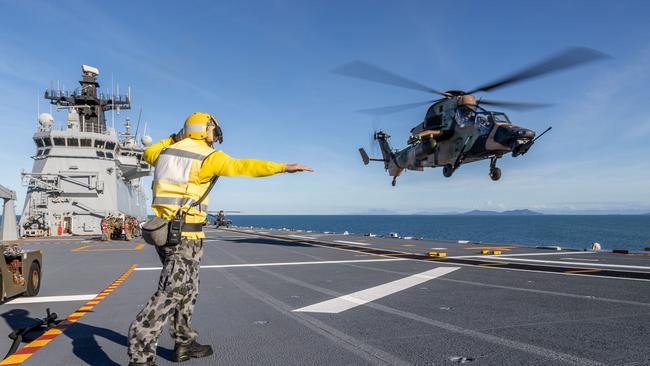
xmin=127 ymin=112 xmax=312 ymax=366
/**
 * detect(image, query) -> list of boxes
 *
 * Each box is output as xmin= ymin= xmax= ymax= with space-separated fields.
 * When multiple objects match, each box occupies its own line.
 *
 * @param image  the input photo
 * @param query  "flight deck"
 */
xmin=0 ymin=227 xmax=648 ymax=365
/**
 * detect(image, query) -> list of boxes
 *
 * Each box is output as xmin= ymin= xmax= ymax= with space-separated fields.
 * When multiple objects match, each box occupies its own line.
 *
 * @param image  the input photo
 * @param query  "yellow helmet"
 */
xmin=183 ymin=112 xmax=219 ymax=140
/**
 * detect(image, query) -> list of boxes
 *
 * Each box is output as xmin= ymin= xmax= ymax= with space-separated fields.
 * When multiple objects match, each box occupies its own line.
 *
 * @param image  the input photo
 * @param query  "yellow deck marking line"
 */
xmin=71 ymin=245 xmax=92 ymax=252
xmin=71 ymin=244 xmax=145 ymax=252
xmin=0 ymin=264 xmax=137 ymax=366
xmin=465 ymin=246 xmax=514 ymax=250
xmin=565 ymin=268 xmax=601 ymax=274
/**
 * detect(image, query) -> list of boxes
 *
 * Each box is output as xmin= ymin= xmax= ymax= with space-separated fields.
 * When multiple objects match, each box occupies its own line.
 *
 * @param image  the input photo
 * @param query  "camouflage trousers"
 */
xmin=127 ymin=238 xmax=203 ymax=363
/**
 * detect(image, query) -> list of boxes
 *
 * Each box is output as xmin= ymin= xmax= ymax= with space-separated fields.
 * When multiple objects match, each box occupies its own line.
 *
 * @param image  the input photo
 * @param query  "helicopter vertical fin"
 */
xmin=374 ymin=132 xmax=393 ymax=171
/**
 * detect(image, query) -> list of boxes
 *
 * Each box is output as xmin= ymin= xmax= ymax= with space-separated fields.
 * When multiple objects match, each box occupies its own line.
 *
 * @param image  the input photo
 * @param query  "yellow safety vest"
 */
xmin=151 ymin=138 xmax=215 ymax=238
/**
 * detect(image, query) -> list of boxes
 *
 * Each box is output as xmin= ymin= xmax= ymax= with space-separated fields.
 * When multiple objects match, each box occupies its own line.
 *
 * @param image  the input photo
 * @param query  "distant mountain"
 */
xmin=355 ymin=209 xmax=400 ymax=215
xmin=460 ymin=209 xmax=543 ymax=216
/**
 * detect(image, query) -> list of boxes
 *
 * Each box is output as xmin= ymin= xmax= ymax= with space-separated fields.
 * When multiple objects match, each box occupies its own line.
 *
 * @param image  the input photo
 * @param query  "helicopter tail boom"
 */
xmin=358 ymin=148 xmax=387 ymax=166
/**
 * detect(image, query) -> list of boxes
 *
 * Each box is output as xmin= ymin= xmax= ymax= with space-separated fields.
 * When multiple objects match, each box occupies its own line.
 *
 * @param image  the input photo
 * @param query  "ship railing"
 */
xmin=44 ymin=89 xmax=130 ymax=104
xmin=21 ymin=172 xmax=62 ymax=193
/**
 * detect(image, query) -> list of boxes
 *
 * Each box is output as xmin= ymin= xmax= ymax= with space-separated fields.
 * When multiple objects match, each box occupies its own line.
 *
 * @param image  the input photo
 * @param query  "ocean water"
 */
xmin=228 ymin=215 xmax=650 ymax=252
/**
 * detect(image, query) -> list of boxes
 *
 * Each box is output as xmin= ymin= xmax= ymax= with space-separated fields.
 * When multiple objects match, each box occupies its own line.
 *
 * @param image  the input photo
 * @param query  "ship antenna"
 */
xmin=134 ymin=107 xmax=142 ymax=142
xmin=143 ymin=121 xmax=148 ymax=136
xmin=111 ymin=73 xmax=115 ymax=130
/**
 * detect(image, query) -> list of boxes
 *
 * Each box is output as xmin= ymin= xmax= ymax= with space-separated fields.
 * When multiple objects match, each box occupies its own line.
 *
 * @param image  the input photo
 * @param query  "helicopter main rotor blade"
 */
xmin=358 ymin=100 xmax=437 ymax=115
xmin=467 ymin=47 xmax=610 ymax=94
xmin=479 ymin=98 xmax=552 ymax=111
xmin=333 ymin=61 xmax=448 ymax=96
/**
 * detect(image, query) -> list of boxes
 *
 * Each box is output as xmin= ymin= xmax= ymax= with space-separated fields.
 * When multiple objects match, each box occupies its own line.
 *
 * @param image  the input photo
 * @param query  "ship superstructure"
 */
xmin=19 ymin=65 xmax=151 ymax=236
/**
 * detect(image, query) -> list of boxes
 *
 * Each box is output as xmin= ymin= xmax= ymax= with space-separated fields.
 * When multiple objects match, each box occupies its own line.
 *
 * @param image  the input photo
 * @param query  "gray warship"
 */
xmin=18 ymin=65 xmax=151 ymax=237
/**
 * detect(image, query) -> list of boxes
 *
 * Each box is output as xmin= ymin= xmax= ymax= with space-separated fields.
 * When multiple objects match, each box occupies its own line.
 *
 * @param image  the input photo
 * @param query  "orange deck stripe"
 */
xmin=0 ymin=264 xmax=137 ymax=365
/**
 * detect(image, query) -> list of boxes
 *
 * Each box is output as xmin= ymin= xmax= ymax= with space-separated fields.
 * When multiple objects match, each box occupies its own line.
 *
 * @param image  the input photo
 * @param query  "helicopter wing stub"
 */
xmin=333 ymin=61 xmax=449 ymax=96
xmin=478 ymin=98 xmax=552 ymax=111
xmin=467 ymin=47 xmax=611 ymax=94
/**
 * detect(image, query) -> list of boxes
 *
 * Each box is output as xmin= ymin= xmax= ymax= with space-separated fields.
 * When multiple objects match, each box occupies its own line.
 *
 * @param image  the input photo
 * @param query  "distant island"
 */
xmin=459 ymin=209 xmax=543 ymax=216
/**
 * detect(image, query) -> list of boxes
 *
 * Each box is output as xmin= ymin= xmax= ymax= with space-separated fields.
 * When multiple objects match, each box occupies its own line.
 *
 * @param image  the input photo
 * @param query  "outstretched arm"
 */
xmin=201 ymin=150 xmax=312 ymax=178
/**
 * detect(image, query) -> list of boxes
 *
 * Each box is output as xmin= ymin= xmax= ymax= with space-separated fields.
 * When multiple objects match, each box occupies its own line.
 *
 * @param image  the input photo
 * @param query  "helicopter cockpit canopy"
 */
xmin=491 ymin=112 xmax=510 ymax=124
xmin=455 ymin=106 xmax=476 ymax=128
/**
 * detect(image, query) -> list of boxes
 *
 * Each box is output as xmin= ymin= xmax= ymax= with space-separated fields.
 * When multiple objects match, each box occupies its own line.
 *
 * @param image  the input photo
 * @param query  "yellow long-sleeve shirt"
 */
xmin=144 ymin=137 xmax=286 ymax=238
xmin=144 ymin=137 xmax=286 ymax=181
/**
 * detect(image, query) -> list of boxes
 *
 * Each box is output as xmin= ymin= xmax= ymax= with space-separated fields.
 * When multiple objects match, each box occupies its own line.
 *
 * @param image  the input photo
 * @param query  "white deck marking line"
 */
xmin=452 ymin=251 xmax=595 ymax=259
xmin=135 ymin=258 xmax=406 ymax=271
xmin=287 ymin=234 xmax=317 ymax=240
xmin=5 ymin=294 xmax=98 ymax=304
xmin=204 ymin=236 xmax=258 ymax=241
xmin=561 ymin=258 xmax=600 ymax=262
xmin=334 ymin=240 xmax=371 ymax=246
xmin=480 ymin=257 xmax=650 ymax=270
xmin=226 ymin=229 xmax=650 ymax=282
xmin=293 ymin=267 xmax=460 ymax=314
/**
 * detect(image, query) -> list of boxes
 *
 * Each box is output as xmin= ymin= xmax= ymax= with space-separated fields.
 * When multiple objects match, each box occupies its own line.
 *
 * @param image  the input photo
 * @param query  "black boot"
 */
xmin=172 ymin=340 xmax=214 ymax=362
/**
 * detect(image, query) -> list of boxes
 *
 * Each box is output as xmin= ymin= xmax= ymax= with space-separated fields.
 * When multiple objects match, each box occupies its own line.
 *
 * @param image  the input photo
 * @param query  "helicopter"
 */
xmin=335 ymin=47 xmax=608 ymax=186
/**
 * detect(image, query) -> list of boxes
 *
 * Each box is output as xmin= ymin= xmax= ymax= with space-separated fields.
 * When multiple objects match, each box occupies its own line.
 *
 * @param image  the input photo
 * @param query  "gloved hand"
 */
xmin=171 ymin=128 xmax=184 ymax=142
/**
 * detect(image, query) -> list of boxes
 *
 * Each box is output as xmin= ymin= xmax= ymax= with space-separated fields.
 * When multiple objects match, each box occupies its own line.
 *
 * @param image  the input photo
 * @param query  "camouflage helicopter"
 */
xmin=336 ymin=47 xmax=608 ymax=186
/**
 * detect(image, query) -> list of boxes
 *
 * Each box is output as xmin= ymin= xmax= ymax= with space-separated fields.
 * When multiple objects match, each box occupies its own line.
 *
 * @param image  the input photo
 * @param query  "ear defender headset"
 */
xmin=184 ymin=112 xmax=223 ymax=145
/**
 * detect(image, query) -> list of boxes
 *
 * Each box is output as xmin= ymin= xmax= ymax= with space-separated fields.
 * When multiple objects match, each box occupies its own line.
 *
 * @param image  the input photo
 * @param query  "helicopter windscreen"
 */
xmin=491 ymin=112 xmax=511 ymax=124
xmin=455 ymin=106 xmax=476 ymax=128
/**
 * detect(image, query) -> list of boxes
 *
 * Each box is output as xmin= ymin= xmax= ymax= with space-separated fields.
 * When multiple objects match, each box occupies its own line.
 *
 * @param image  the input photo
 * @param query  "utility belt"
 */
xmin=181 ymin=222 xmax=203 ymax=233
xmin=143 ymin=176 xmax=218 ymax=247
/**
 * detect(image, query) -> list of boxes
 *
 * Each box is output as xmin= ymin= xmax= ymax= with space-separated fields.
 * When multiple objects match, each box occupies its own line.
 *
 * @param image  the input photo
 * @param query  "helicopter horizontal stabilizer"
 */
xmin=359 ymin=147 xmax=387 ymax=165
xmin=359 ymin=148 xmax=370 ymax=165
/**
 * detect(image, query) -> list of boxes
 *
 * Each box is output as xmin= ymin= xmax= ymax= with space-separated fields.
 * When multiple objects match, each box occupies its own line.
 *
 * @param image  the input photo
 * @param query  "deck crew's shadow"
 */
xmin=1 ymin=309 xmax=174 ymax=365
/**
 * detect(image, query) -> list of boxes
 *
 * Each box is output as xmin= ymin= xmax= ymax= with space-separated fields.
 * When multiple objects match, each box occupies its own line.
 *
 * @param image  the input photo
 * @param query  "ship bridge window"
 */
xmin=43 ymin=148 xmax=50 ymax=156
xmin=67 ymin=138 xmax=79 ymax=147
xmin=94 ymin=140 xmax=105 ymax=148
xmin=34 ymin=138 xmax=44 ymax=148
xmin=43 ymin=138 xmax=52 ymax=147
xmin=80 ymin=138 xmax=92 ymax=147
xmin=53 ymin=137 xmax=66 ymax=146
xmin=96 ymin=150 xmax=105 ymax=158
xmin=105 ymin=141 xmax=116 ymax=150
xmin=36 ymin=150 xmax=43 ymax=156
xmin=106 ymin=152 xmax=114 ymax=159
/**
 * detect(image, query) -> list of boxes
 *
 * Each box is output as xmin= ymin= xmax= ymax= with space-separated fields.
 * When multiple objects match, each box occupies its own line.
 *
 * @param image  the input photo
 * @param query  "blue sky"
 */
xmin=1 ymin=0 xmax=649 ymax=214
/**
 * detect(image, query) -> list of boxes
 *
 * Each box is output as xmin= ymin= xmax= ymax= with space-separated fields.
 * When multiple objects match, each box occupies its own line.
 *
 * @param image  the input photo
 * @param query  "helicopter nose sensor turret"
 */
xmin=516 ymin=128 xmax=536 ymax=139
